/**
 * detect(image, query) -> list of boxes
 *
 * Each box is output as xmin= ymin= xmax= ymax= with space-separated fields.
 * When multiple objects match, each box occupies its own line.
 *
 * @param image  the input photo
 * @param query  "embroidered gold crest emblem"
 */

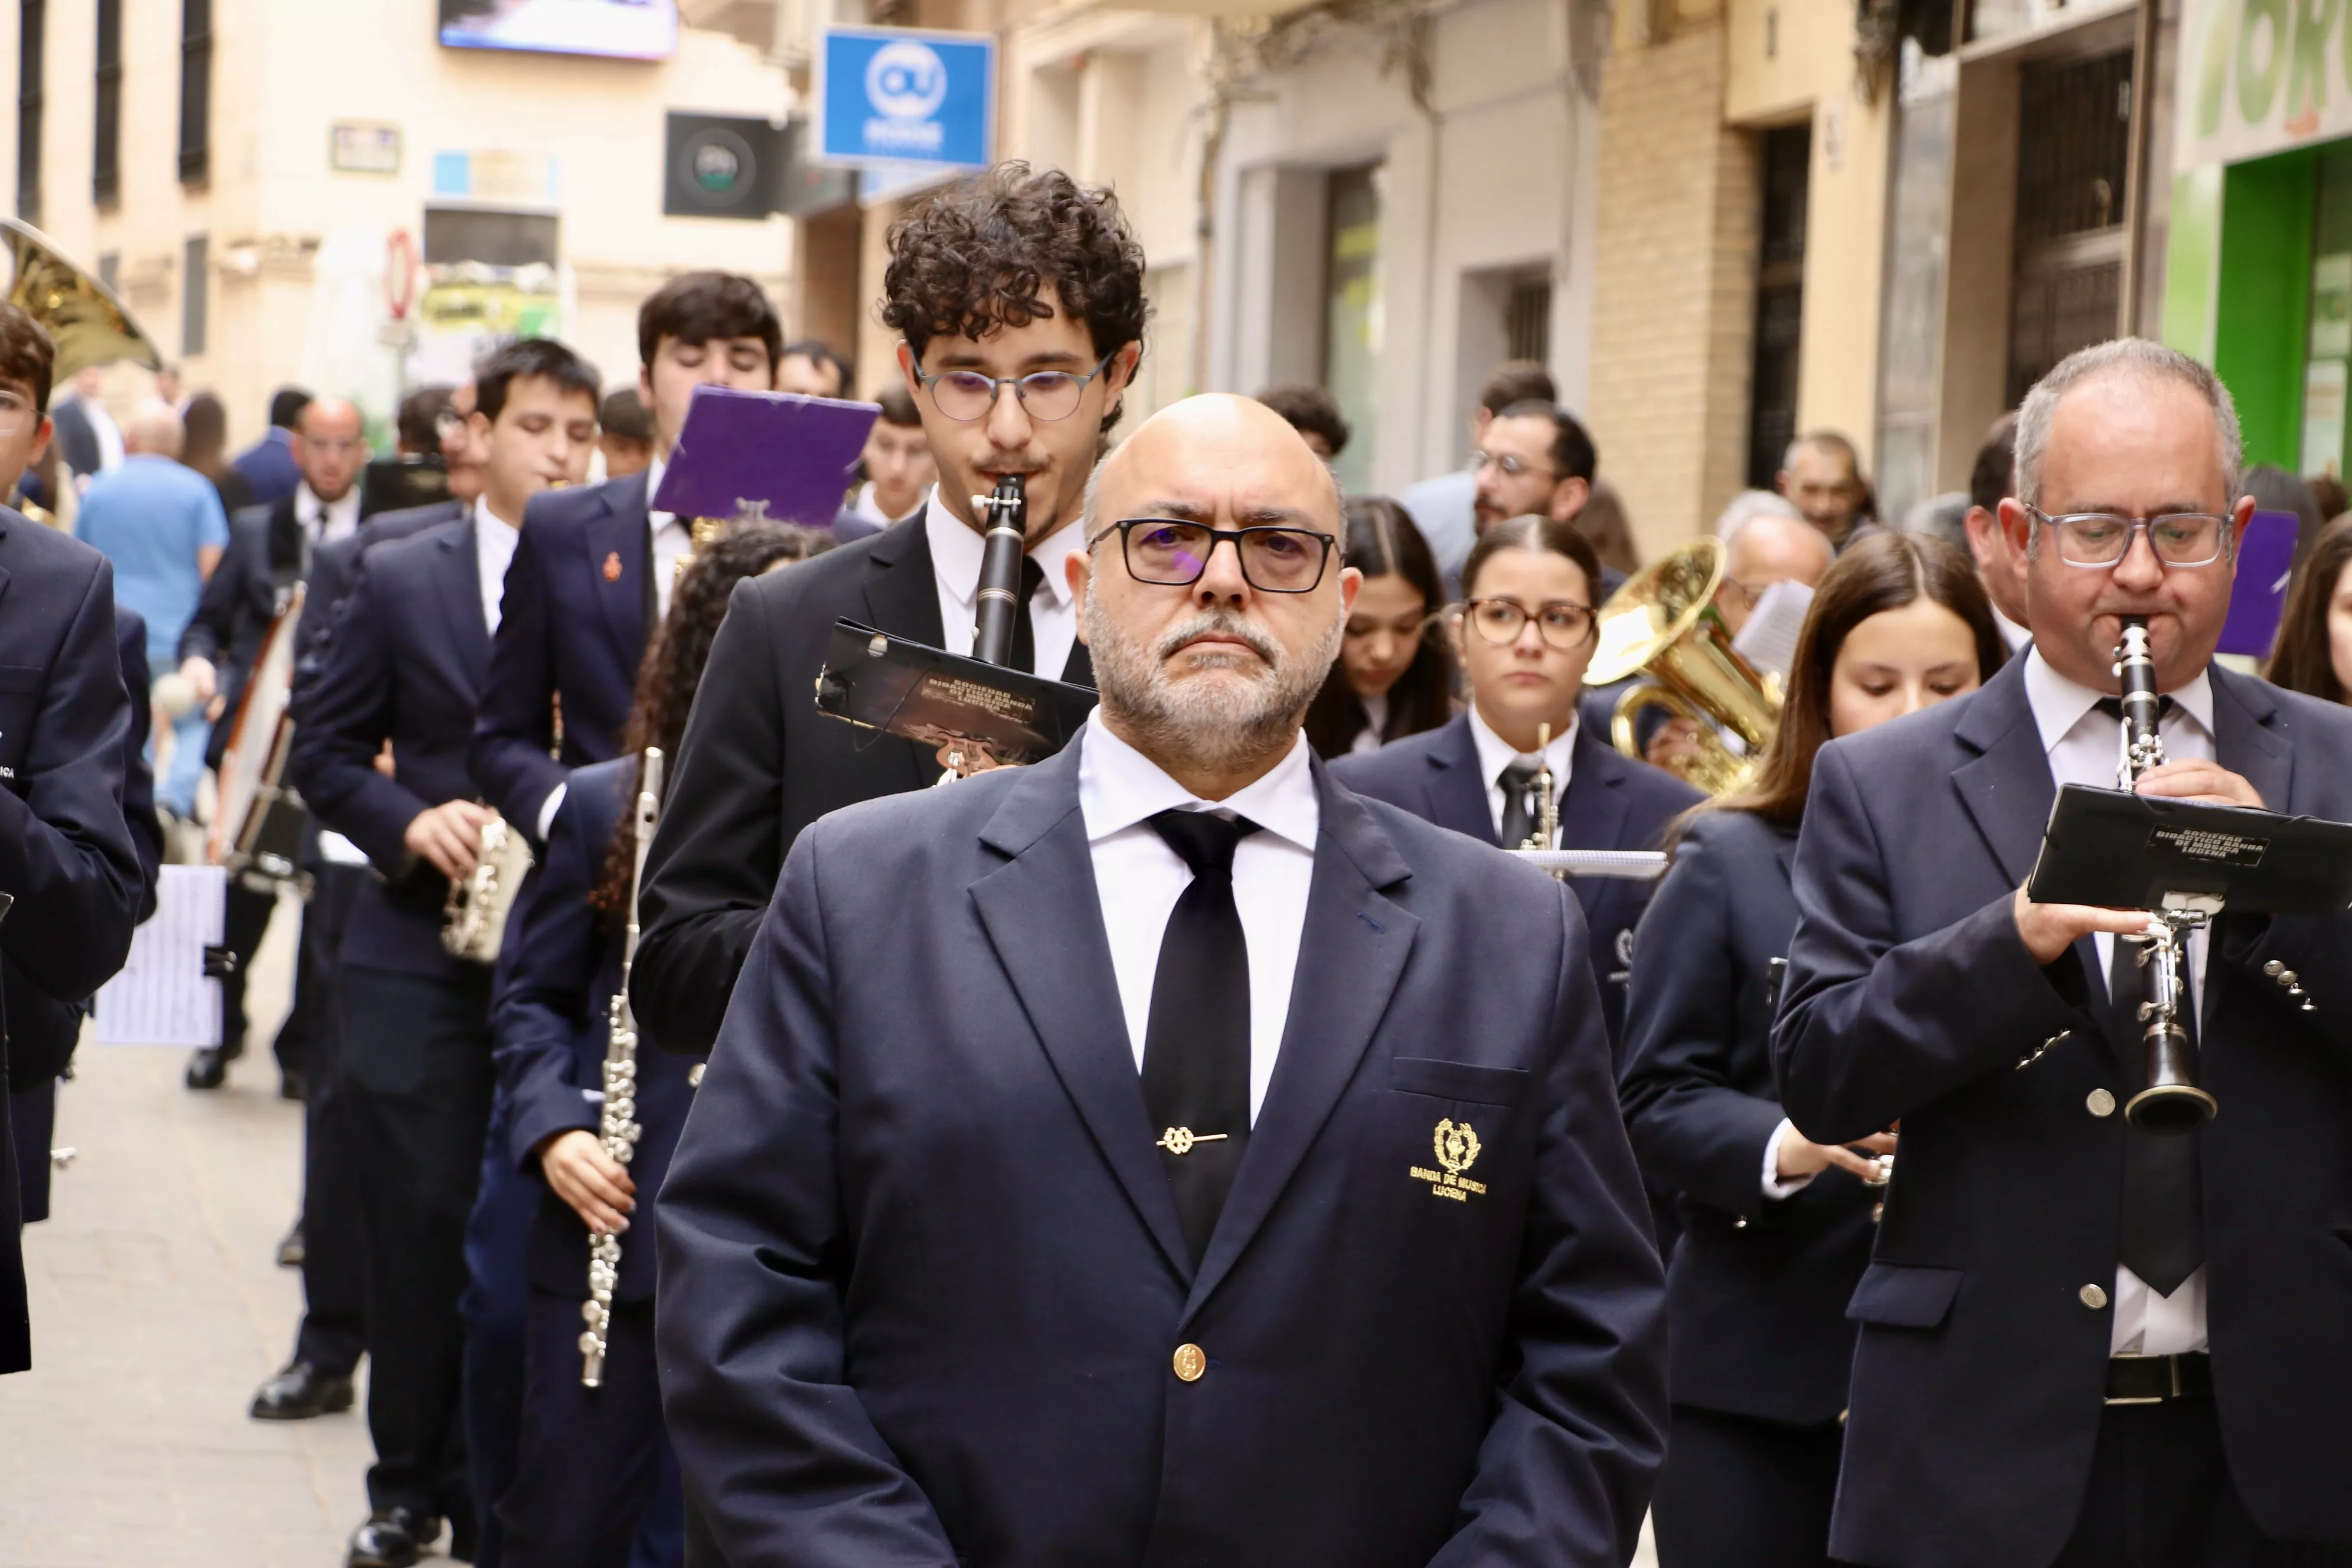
xmin=1409 ymin=1118 xmax=1488 ymax=1201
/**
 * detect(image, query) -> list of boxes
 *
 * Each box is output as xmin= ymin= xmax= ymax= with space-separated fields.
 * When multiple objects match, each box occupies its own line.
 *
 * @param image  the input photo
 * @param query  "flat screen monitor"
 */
xmin=438 ymin=0 xmax=679 ymax=61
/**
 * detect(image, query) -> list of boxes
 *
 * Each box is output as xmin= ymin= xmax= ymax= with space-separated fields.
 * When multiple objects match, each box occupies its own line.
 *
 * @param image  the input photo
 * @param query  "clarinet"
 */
xmin=580 ymin=746 xmax=664 ymax=1388
xmin=970 ymin=475 xmax=1027 ymax=667
xmin=2113 ymin=618 xmax=2217 ymax=1133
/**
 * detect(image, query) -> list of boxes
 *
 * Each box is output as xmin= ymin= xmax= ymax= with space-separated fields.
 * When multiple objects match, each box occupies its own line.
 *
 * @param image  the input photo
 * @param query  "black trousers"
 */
xmin=1651 ymin=1403 xmax=1844 ymax=1568
xmin=292 ymin=865 xmax=366 ymax=1376
xmin=2052 ymin=1399 xmax=2352 ymax=1568
xmin=220 ymin=880 xmax=286 ymax=1066
xmin=499 ymin=1290 xmax=682 ymax=1568
xmin=342 ymin=960 xmax=496 ymax=1521
xmin=8 ymin=1080 xmax=54 ymax=1224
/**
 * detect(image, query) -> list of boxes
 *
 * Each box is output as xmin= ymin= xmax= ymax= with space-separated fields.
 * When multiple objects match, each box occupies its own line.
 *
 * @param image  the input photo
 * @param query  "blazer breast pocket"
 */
xmin=1389 ymin=1056 xmax=1530 ymax=1108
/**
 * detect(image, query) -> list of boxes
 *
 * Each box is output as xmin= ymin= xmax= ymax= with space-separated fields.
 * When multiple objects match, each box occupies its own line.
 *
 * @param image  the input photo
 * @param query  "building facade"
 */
xmin=6 ymin=0 xmax=797 ymax=444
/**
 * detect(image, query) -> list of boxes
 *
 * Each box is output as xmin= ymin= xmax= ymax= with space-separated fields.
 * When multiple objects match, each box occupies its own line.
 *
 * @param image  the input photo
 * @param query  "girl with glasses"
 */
xmin=1303 ymin=497 xmax=1455 ymax=758
xmin=1616 ymin=531 xmax=2005 ymax=1568
xmin=1330 ymin=513 xmax=1704 ymax=1057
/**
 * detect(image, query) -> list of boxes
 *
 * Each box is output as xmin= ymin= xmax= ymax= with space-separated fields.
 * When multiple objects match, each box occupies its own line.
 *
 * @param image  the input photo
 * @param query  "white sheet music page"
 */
xmin=1732 ymin=579 xmax=1815 ymax=679
xmin=93 ymin=864 xmax=226 ymax=1047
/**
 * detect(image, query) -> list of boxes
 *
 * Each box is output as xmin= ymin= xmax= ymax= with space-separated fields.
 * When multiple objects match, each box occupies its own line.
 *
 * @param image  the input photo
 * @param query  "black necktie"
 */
xmin=1010 ymin=556 xmax=1043 ymax=675
xmin=2106 ymin=934 xmax=2205 ymax=1296
xmin=1497 ymin=762 xmax=1543 ymax=849
xmin=1141 ymin=809 xmax=1259 ymax=1265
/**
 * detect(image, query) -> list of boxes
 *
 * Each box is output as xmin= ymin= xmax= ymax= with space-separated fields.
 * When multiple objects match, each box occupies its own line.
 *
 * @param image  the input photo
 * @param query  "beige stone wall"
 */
xmin=1589 ymin=14 xmax=1760 ymax=562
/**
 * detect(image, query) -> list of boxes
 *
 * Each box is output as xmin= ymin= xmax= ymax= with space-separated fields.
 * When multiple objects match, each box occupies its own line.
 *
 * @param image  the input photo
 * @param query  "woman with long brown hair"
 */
xmin=2266 ymin=513 xmax=2352 ymax=705
xmin=1302 ymin=496 xmax=1455 ymax=756
xmin=1617 ymin=531 xmax=2006 ymax=1568
xmin=488 ymin=522 xmax=827 ymax=1568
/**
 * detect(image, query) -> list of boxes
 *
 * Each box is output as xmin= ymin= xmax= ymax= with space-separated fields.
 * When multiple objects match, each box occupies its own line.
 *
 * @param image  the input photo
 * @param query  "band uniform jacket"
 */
xmin=494 ymin=756 xmax=697 ymax=1304
xmin=290 ymin=518 xmax=492 ymax=982
xmin=295 ymin=501 xmax=465 ymax=691
xmin=470 ymin=471 xmax=655 ymax=838
xmin=654 ymin=738 xmax=1668 ymax=1568
xmin=0 ymin=511 xmax=145 ymax=1373
xmin=1327 ymin=713 xmax=1704 ymax=1051
xmin=631 ymin=513 xmax=1095 ymax=1054
xmin=181 ymin=497 xmax=305 ymax=767
xmin=1771 ymin=655 xmax=2352 ymax=1566
xmin=1616 ymin=809 xmax=1877 ymax=1424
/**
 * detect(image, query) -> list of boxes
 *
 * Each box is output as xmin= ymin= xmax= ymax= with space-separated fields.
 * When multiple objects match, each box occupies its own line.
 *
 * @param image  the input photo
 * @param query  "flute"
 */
xmin=580 ymin=746 xmax=664 ymax=1388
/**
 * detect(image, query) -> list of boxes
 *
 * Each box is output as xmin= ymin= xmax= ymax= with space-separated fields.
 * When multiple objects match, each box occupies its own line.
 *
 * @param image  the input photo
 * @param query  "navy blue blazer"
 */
xmin=1773 ymin=656 xmax=2352 ymax=1565
xmin=494 ymin=757 xmax=698 ymax=1304
xmin=1617 ymin=809 xmax=1876 ymax=1425
xmin=230 ymin=429 xmax=300 ymax=510
xmin=294 ymin=501 xmax=464 ymax=693
xmin=0 ymin=512 xmax=145 ymax=1374
xmin=471 ymin=472 xmax=653 ymax=837
xmin=182 ymin=497 xmax=304 ymax=766
xmin=654 ymin=738 xmax=1668 ymax=1568
xmin=290 ymin=518 xmax=491 ymax=979
xmin=1327 ymin=712 xmax=1703 ymax=1050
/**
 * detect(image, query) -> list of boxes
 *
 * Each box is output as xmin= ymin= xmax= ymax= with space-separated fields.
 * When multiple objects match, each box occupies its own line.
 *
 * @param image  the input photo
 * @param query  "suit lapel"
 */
xmin=1422 ymin=716 xmax=1498 ymax=845
xmin=969 ymin=746 xmax=1193 ymax=1281
xmin=1184 ymin=766 xmax=1419 ymax=1319
xmin=583 ymin=473 xmax=651 ymax=671
xmin=433 ymin=525 xmax=492 ymax=695
xmin=1949 ymin=661 xmax=2057 ymax=888
xmin=1559 ymin=729 xmax=1632 ymax=851
xmin=2208 ymin=664 xmax=2292 ymax=815
xmin=860 ymin=515 xmax=949 ymax=648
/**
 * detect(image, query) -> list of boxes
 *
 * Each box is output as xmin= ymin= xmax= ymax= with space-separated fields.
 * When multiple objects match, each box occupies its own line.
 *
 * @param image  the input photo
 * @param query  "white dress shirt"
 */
xmin=474 ymin=498 xmax=521 ymax=637
xmin=1347 ymin=691 xmax=1390 ymax=756
xmin=1079 ymin=716 xmax=1319 ymax=1123
xmin=923 ymin=492 xmax=1083 ymax=678
xmin=1994 ymin=606 xmax=2032 ymax=654
xmin=2024 ymin=646 xmax=2215 ymax=1357
xmin=1466 ymin=703 xmax=1576 ymax=847
xmin=851 ymin=481 xmax=927 ymax=530
xmin=642 ymin=455 xmax=693 ymax=623
xmin=295 ymin=481 xmax=361 ymax=547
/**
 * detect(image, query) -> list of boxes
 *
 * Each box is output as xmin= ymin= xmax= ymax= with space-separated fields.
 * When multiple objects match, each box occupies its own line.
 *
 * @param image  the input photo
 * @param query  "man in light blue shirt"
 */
xmin=1400 ymin=359 xmax=1556 ymax=600
xmin=75 ymin=404 xmax=228 ymax=816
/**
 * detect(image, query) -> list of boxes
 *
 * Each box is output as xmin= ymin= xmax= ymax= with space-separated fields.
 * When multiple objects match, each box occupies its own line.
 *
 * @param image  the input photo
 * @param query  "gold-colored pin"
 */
xmin=1155 ymin=1127 xmax=1229 ymax=1156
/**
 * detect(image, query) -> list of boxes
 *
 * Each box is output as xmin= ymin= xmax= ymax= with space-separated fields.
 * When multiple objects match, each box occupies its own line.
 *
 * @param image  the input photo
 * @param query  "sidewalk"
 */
xmin=0 ymin=893 xmax=378 ymax=1567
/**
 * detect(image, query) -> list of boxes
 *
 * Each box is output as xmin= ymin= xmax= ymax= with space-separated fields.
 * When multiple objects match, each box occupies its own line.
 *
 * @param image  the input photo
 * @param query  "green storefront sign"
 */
xmin=2166 ymin=0 xmax=2352 ymax=476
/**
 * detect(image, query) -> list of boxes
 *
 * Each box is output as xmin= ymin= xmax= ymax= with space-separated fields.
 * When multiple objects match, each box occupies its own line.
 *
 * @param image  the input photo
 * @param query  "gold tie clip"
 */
xmin=1155 ymin=1127 xmax=1229 ymax=1156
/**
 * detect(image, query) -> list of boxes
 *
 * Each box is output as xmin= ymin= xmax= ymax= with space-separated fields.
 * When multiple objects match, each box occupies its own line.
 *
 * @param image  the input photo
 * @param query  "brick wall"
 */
xmin=1589 ymin=18 xmax=1762 ymax=563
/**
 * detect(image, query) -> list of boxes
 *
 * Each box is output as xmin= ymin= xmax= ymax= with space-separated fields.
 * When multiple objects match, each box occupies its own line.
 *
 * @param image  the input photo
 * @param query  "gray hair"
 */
xmin=2013 ymin=338 xmax=2243 ymax=511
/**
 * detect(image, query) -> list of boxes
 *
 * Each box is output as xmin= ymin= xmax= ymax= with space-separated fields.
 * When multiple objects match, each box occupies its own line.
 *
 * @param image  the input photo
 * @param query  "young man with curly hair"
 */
xmin=630 ymin=162 xmax=1147 ymax=1058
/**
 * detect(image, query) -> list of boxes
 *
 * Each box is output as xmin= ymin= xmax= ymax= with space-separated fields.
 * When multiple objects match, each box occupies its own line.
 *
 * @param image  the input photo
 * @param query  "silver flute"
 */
xmin=581 ymin=746 xmax=664 ymax=1389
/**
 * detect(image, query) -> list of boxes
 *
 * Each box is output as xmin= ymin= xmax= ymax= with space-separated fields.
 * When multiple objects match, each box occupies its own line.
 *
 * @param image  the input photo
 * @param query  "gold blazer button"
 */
xmin=1172 ymin=1344 xmax=1207 ymax=1383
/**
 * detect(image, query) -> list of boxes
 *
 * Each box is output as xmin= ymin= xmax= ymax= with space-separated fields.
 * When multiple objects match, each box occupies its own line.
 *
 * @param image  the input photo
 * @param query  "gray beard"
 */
xmin=1084 ymin=596 xmax=1343 ymax=777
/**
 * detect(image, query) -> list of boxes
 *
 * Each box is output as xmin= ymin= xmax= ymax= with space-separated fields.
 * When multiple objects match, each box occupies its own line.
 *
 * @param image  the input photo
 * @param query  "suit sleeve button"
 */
xmin=1172 ymin=1344 xmax=1207 ymax=1383
xmin=2086 ymin=1089 xmax=2116 ymax=1118
xmin=2080 ymin=1283 xmax=2109 ymax=1310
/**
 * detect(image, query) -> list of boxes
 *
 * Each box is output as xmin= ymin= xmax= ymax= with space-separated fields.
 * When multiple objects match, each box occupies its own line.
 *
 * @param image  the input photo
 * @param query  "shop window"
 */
xmin=2007 ymin=48 xmax=2132 ymax=408
xmin=179 ymin=0 xmax=212 ymax=186
xmin=1747 ymin=123 xmax=1811 ymax=489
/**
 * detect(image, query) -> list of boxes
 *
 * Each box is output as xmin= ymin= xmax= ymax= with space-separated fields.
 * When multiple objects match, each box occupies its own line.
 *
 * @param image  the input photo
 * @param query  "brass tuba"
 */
xmin=4 ymin=219 xmax=164 ymax=382
xmin=1585 ymin=537 xmax=1781 ymax=795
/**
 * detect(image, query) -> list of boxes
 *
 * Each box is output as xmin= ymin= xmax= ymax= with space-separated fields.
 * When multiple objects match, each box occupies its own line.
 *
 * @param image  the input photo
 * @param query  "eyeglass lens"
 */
xmin=2050 ymin=513 xmax=2228 ymax=567
xmin=927 ymin=369 xmax=1090 ymax=423
xmin=1467 ymin=599 xmax=1595 ymax=648
xmin=1123 ymin=521 xmax=1332 ymax=592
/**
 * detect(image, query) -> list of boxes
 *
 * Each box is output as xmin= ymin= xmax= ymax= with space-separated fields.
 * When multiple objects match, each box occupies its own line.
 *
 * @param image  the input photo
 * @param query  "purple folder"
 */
xmin=650 ymin=384 xmax=880 ymax=529
xmin=2216 ymin=509 xmax=2298 ymax=659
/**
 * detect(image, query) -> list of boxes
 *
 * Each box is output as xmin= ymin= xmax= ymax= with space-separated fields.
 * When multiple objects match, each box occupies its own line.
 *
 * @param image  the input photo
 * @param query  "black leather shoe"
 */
xmin=279 ymin=1066 xmax=306 ymax=1102
xmin=347 ymin=1507 xmax=439 ymax=1568
xmin=275 ymin=1221 xmax=305 ymax=1268
xmin=184 ymin=1046 xmax=230 ymax=1089
xmin=249 ymin=1360 xmax=354 ymax=1420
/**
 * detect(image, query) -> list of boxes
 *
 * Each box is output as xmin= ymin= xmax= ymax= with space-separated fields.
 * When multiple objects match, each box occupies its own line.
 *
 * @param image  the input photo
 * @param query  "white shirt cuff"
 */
xmin=534 ymin=779 xmax=568 ymax=842
xmin=1762 ymin=1117 xmax=1816 ymax=1200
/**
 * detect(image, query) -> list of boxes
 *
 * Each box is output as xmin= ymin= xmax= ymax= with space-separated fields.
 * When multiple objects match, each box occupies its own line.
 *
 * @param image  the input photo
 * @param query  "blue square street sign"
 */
xmin=818 ymin=27 xmax=994 ymax=169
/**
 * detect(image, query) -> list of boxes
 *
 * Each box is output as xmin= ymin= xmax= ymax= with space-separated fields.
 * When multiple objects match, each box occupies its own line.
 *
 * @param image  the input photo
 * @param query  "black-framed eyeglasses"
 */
xmin=1461 ymin=596 xmax=1596 ymax=649
xmin=1093 ymin=518 xmax=1339 ymax=593
xmin=915 ymin=352 xmax=1116 ymax=424
xmin=2026 ymin=505 xmax=2233 ymax=569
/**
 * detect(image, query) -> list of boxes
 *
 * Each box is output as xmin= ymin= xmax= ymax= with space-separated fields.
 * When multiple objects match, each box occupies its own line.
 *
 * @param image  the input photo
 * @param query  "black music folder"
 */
xmin=2026 ymin=783 xmax=2352 ymax=916
xmin=815 ymin=620 xmax=1098 ymax=766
